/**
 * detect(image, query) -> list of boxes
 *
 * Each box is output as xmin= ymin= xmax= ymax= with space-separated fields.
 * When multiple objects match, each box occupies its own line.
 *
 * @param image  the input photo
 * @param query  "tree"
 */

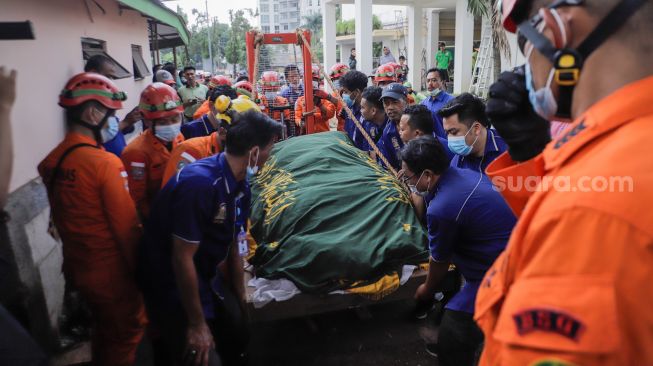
xmin=466 ymin=0 xmax=510 ymax=83
xmin=301 ymin=13 xmax=323 ymax=62
xmin=336 ymin=15 xmax=382 ymax=36
xmin=225 ymin=9 xmax=254 ymax=75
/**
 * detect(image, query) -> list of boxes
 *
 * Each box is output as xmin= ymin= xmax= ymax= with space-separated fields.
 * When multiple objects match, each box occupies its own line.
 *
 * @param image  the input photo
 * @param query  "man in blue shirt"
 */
xmin=279 ymin=64 xmax=304 ymax=107
xmin=401 ymin=136 xmax=515 ymax=366
xmin=338 ymin=70 xmax=368 ymax=143
xmin=139 ymin=111 xmax=282 ymax=365
xmin=420 ymin=68 xmax=454 ymax=138
xmin=398 ymin=104 xmax=454 ymax=162
xmin=181 ymin=85 xmax=238 ymax=140
xmin=357 ymin=86 xmax=388 ymax=151
xmin=439 ymin=93 xmax=507 ymax=173
xmin=377 ymin=83 xmax=408 ymax=171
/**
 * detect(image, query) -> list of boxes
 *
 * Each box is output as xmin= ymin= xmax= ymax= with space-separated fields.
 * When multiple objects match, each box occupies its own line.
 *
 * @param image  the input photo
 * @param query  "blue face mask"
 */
xmin=246 ymin=148 xmax=260 ymax=181
xmin=342 ymin=93 xmax=354 ymax=108
xmin=447 ymin=124 xmax=479 ymax=156
xmin=100 ymin=116 xmax=120 ymax=143
xmin=525 ymin=62 xmax=558 ymax=120
xmin=154 ymin=122 xmax=181 ymax=142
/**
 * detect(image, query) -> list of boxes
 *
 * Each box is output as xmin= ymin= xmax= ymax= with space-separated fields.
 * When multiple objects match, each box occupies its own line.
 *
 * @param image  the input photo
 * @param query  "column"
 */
xmin=426 ymin=10 xmax=440 ymax=71
xmin=454 ymin=0 xmax=474 ymax=93
xmin=355 ymin=0 xmax=373 ymax=77
xmin=322 ymin=1 xmax=337 ymax=71
xmin=407 ymin=5 xmax=423 ymax=89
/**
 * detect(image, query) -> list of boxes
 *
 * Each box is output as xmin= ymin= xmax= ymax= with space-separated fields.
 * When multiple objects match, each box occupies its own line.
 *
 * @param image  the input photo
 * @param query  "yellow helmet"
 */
xmin=214 ymin=95 xmax=261 ymax=124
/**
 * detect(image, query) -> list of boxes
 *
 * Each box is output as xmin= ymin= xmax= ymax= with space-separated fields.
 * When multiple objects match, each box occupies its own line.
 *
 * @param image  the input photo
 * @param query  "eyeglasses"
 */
xmin=517 ymin=0 xmax=584 ymax=53
xmin=401 ymin=172 xmax=415 ymax=184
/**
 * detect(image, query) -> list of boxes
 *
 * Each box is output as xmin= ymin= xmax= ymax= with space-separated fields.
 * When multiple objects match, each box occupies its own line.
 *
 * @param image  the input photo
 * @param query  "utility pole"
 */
xmin=205 ymin=0 xmax=214 ymax=74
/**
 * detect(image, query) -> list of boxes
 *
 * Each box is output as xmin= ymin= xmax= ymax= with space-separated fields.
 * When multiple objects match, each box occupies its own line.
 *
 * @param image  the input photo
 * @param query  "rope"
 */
xmin=297 ymin=29 xmax=398 ymax=177
xmin=251 ymin=30 xmax=263 ymax=100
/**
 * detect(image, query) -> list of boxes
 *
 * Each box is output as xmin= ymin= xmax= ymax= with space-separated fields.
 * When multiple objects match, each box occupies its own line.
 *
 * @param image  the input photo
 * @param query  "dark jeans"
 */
xmin=150 ymin=285 xmax=248 ymax=366
xmin=436 ymin=309 xmax=483 ymax=366
xmin=0 ymin=305 xmax=47 ymax=366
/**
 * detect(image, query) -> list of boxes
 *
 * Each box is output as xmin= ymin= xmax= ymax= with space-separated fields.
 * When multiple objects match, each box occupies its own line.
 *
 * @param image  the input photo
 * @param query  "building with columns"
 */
xmin=322 ymin=0 xmax=525 ymax=94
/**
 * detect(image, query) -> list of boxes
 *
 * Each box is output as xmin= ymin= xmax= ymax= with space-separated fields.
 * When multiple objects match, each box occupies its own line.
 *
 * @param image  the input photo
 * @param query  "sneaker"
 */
xmin=425 ymin=343 xmax=439 ymax=358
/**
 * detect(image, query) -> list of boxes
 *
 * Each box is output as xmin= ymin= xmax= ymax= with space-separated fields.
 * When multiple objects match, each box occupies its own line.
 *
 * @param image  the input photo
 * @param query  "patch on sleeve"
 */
xmin=530 ymin=359 xmax=579 ymax=366
xmin=513 ymin=308 xmax=585 ymax=341
xmin=130 ymin=161 xmax=146 ymax=180
xmin=120 ymin=170 xmax=130 ymax=191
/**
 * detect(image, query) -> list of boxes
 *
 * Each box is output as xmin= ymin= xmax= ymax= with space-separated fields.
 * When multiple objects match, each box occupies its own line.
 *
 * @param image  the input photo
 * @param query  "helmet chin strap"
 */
xmin=75 ymin=109 xmax=112 ymax=145
xmin=518 ymin=0 xmax=646 ymax=119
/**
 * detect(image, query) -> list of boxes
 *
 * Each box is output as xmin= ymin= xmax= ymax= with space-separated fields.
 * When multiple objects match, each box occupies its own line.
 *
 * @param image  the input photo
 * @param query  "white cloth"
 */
xmin=247 ymin=277 xmax=301 ymax=309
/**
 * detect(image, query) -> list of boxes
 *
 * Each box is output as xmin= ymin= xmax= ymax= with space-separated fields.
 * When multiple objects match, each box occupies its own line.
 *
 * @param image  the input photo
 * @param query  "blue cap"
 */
xmin=381 ymin=82 xmax=408 ymax=101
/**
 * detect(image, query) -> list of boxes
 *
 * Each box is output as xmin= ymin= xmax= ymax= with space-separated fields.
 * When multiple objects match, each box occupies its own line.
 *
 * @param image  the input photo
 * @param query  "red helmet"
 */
xmin=501 ymin=0 xmax=523 ymax=33
xmin=311 ymin=65 xmax=323 ymax=81
xmin=260 ymin=71 xmax=282 ymax=91
xmin=329 ymin=63 xmax=350 ymax=80
xmin=234 ymin=80 xmax=253 ymax=98
xmin=209 ymin=75 xmax=232 ymax=88
xmin=59 ymin=72 xmax=126 ymax=110
xmin=139 ymin=82 xmax=184 ymax=120
xmin=388 ymin=62 xmax=404 ymax=76
xmin=375 ymin=63 xmax=397 ymax=83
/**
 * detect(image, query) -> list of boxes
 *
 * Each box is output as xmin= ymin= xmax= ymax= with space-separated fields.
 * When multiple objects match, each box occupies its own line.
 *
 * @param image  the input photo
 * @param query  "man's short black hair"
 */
xmin=235 ymin=75 xmax=249 ymax=83
xmin=283 ymin=64 xmax=300 ymax=80
xmin=225 ymin=111 xmax=283 ymax=156
xmin=162 ymin=63 xmax=177 ymax=76
xmin=361 ymin=86 xmax=383 ymax=110
xmin=401 ymin=136 xmax=449 ymax=176
xmin=209 ymin=85 xmax=238 ymax=102
xmin=426 ymin=68 xmax=446 ymax=81
xmin=438 ymin=42 xmax=445 ymax=47
xmin=399 ymin=55 xmax=406 ymax=61
xmin=84 ymin=55 xmax=111 ymax=72
xmin=438 ymin=92 xmax=490 ymax=128
xmin=183 ymin=66 xmax=196 ymax=73
xmin=402 ymin=105 xmax=434 ymax=135
xmin=340 ymin=70 xmax=368 ymax=92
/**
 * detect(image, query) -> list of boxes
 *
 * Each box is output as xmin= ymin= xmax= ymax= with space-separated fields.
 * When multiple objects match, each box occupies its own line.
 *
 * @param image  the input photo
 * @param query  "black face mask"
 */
xmin=517 ymin=0 xmax=646 ymax=119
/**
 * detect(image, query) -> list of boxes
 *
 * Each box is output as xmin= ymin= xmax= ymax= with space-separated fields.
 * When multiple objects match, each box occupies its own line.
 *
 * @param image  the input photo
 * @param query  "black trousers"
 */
xmin=0 ymin=305 xmax=47 ymax=366
xmin=436 ymin=309 xmax=484 ymax=366
xmin=150 ymin=285 xmax=249 ymax=366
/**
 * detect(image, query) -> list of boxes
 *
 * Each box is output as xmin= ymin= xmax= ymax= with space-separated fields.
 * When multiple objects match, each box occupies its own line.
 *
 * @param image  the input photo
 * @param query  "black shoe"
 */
xmin=425 ymin=343 xmax=438 ymax=358
xmin=414 ymin=299 xmax=436 ymax=320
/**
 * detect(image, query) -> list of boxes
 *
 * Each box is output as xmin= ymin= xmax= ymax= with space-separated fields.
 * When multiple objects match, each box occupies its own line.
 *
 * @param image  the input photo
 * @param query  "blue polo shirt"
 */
xmin=139 ymin=153 xmax=250 ymax=319
xmin=435 ymin=135 xmax=455 ymax=163
xmin=376 ymin=120 xmax=404 ymax=171
xmin=421 ymin=92 xmax=455 ymax=139
xmin=280 ymin=84 xmax=304 ymax=106
xmin=181 ymin=114 xmax=215 ymax=139
xmin=342 ymin=103 xmax=362 ymax=141
xmin=102 ymin=132 xmax=127 ymax=157
xmin=424 ymin=167 xmax=516 ymax=314
xmin=450 ymin=128 xmax=507 ymax=173
xmin=355 ymin=117 xmax=388 ymax=152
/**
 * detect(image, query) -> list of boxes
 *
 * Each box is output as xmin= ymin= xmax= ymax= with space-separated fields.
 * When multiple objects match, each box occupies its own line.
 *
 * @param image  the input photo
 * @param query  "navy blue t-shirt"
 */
xmin=376 ymin=120 xmax=404 ymax=171
xmin=421 ymin=92 xmax=455 ymax=139
xmin=450 ymin=128 xmax=507 ymax=173
xmin=181 ymin=114 xmax=215 ymax=139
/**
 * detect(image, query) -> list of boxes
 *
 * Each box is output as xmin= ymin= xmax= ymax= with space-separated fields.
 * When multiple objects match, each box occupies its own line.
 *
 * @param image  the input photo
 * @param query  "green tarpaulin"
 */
xmin=249 ymin=132 xmax=428 ymax=294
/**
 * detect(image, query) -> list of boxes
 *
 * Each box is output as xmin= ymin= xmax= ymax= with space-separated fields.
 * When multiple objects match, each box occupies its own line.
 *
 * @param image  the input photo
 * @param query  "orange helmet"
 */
xmin=329 ymin=63 xmax=350 ymax=80
xmin=59 ymin=72 xmax=126 ymax=110
xmin=388 ymin=62 xmax=404 ymax=77
xmin=311 ymin=65 xmax=323 ymax=81
xmin=209 ymin=75 xmax=232 ymax=88
xmin=234 ymin=80 xmax=253 ymax=98
xmin=501 ymin=0 xmax=522 ymax=33
xmin=139 ymin=82 xmax=184 ymax=120
xmin=375 ymin=63 xmax=397 ymax=83
xmin=260 ymin=71 xmax=282 ymax=91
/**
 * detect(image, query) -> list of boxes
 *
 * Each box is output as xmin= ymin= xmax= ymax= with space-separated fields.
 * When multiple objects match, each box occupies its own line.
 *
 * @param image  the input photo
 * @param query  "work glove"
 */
xmin=313 ymin=89 xmax=329 ymax=100
xmin=486 ymin=65 xmax=551 ymax=162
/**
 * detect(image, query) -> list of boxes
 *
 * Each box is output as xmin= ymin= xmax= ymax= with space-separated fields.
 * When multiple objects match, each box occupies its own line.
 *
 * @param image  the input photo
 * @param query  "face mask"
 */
xmin=333 ymin=80 xmax=341 ymax=89
xmin=100 ymin=116 xmax=120 ymax=143
xmin=408 ymin=171 xmax=430 ymax=197
xmin=448 ymin=124 xmax=479 ymax=156
xmin=525 ymin=62 xmax=558 ymax=120
xmin=427 ymin=89 xmax=441 ymax=98
xmin=154 ymin=122 xmax=181 ymax=142
xmin=342 ymin=93 xmax=354 ymax=108
xmin=246 ymin=148 xmax=260 ymax=181
xmin=312 ymin=81 xmax=320 ymax=89
xmin=264 ymin=91 xmax=277 ymax=101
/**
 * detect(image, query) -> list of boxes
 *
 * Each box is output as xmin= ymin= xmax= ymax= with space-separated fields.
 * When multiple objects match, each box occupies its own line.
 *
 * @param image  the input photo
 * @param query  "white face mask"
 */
xmin=246 ymin=148 xmax=260 ymax=181
xmin=154 ymin=122 xmax=181 ymax=142
xmin=264 ymin=91 xmax=278 ymax=101
xmin=100 ymin=116 xmax=120 ymax=143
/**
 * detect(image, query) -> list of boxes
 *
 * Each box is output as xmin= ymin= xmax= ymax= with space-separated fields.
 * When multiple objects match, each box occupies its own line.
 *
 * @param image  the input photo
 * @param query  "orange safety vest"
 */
xmin=161 ymin=131 xmax=221 ymax=187
xmin=121 ymin=129 xmax=184 ymax=218
xmin=294 ymin=96 xmax=336 ymax=133
xmin=475 ymin=76 xmax=653 ymax=366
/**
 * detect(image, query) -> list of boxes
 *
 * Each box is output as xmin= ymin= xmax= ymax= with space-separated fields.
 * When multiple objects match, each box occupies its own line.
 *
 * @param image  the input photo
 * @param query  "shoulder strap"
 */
xmin=48 ymin=143 xmax=98 ymax=194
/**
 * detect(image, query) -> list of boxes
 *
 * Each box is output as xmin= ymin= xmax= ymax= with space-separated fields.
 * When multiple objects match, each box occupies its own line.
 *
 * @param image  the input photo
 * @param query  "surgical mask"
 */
xmin=427 ymin=89 xmax=441 ymax=98
xmin=342 ymin=93 xmax=354 ymax=108
xmin=333 ymin=80 xmax=341 ymax=89
xmin=246 ymin=148 xmax=260 ymax=181
xmin=525 ymin=62 xmax=558 ymax=120
xmin=264 ymin=91 xmax=277 ymax=101
xmin=154 ymin=122 xmax=181 ymax=142
xmin=447 ymin=124 xmax=479 ymax=156
xmin=312 ymin=81 xmax=320 ymax=89
xmin=100 ymin=116 xmax=120 ymax=143
xmin=408 ymin=171 xmax=430 ymax=197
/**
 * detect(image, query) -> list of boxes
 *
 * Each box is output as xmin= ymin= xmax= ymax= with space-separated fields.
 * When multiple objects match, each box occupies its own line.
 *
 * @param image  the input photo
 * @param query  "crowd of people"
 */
xmin=1 ymin=0 xmax=652 ymax=365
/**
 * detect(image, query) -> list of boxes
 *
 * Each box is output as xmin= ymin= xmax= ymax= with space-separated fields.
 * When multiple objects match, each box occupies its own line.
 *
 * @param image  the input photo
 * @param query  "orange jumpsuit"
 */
xmin=121 ymin=129 xmax=184 ymax=218
xmin=294 ymin=96 xmax=336 ymax=133
xmin=192 ymin=99 xmax=211 ymax=120
xmin=333 ymin=91 xmax=346 ymax=132
xmin=259 ymin=94 xmax=292 ymax=123
xmin=475 ymin=76 xmax=653 ymax=366
xmin=38 ymin=133 xmax=146 ymax=366
xmin=161 ymin=131 xmax=221 ymax=187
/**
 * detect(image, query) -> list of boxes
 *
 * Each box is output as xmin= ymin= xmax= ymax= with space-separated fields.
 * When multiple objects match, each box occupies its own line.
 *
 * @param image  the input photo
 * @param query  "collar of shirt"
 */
xmin=202 ymin=114 xmax=214 ymax=134
xmin=425 ymin=167 xmax=453 ymax=206
xmin=216 ymin=153 xmax=248 ymax=197
xmin=66 ymin=132 xmax=101 ymax=147
xmin=459 ymin=128 xmax=502 ymax=165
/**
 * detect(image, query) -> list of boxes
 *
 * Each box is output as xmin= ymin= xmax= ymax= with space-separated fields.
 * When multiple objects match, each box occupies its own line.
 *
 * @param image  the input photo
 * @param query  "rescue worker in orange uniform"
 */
xmin=329 ymin=62 xmax=350 ymax=132
xmin=121 ymin=83 xmax=184 ymax=218
xmin=295 ymin=65 xmax=336 ymax=133
xmin=162 ymin=95 xmax=262 ymax=186
xmin=374 ymin=63 xmax=398 ymax=87
xmin=258 ymin=71 xmax=291 ymax=124
xmin=234 ymin=80 xmax=253 ymax=99
xmin=38 ymin=73 xmax=146 ymax=365
xmin=475 ymin=0 xmax=653 ymax=365
xmin=193 ymin=75 xmax=233 ymax=120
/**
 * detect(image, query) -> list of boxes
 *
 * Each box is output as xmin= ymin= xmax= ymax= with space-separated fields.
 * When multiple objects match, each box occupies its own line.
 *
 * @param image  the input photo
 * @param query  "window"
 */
xmin=261 ymin=14 xmax=270 ymax=23
xmin=262 ymin=25 xmax=270 ymax=32
xmin=81 ymin=38 xmax=131 ymax=79
xmin=309 ymin=0 xmax=312 ymax=6
xmin=131 ymin=45 xmax=150 ymax=80
xmin=274 ymin=14 xmax=279 ymax=23
xmin=274 ymin=25 xmax=280 ymax=33
xmin=273 ymin=3 xmax=279 ymax=11
xmin=317 ymin=0 xmax=320 ymax=6
xmin=283 ymin=24 xmax=289 ymax=30
xmin=281 ymin=12 xmax=287 ymax=20
xmin=260 ymin=4 xmax=269 ymax=12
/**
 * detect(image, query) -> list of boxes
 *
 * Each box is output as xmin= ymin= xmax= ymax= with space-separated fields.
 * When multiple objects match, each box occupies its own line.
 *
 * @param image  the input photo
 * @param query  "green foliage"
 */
xmin=301 ymin=13 xmax=324 ymax=65
xmin=336 ymin=15 xmax=382 ymax=36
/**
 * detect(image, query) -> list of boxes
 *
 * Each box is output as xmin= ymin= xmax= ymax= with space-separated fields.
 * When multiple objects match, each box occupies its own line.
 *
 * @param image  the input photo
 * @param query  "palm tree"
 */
xmin=301 ymin=13 xmax=324 ymax=61
xmin=467 ymin=0 xmax=510 ymax=83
